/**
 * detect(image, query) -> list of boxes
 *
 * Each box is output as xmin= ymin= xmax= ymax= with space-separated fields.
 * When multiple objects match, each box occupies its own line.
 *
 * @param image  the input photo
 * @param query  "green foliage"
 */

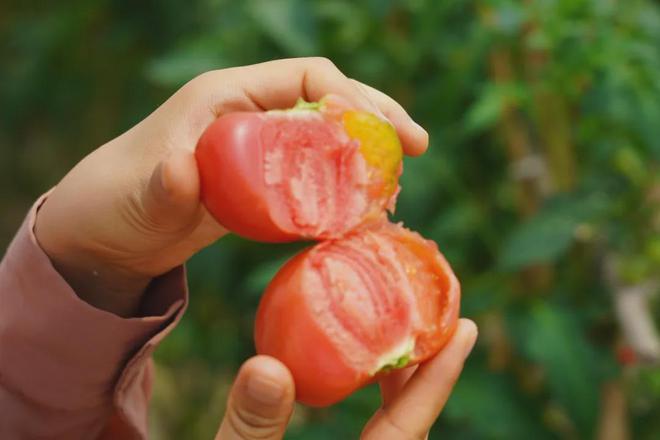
xmin=509 ymin=301 xmax=616 ymax=436
xmin=2 ymin=0 xmax=659 ymax=438
xmin=443 ymin=364 xmax=551 ymax=439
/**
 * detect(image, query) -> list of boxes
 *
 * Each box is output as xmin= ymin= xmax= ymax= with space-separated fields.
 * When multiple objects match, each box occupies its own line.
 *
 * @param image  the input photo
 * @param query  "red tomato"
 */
xmin=195 ymin=96 xmax=403 ymax=242
xmin=254 ymin=221 xmax=461 ymax=407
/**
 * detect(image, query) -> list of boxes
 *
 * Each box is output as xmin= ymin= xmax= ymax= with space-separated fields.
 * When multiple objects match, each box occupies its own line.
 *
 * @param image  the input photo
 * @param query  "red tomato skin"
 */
xmin=381 ymin=225 xmax=462 ymax=361
xmin=255 ymin=225 xmax=461 ymax=407
xmin=254 ymin=249 xmax=363 ymax=407
xmin=195 ymin=112 xmax=299 ymax=242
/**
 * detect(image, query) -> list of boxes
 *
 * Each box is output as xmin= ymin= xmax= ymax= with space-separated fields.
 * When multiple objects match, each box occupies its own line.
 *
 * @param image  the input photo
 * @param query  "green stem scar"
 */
xmin=377 ymin=354 xmax=411 ymax=373
xmin=371 ymin=338 xmax=415 ymax=375
xmin=294 ymin=97 xmax=323 ymax=111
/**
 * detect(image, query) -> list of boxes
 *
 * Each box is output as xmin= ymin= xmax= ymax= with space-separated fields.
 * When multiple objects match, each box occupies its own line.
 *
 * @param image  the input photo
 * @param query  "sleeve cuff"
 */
xmin=0 ymin=193 xmax=188 ymax=412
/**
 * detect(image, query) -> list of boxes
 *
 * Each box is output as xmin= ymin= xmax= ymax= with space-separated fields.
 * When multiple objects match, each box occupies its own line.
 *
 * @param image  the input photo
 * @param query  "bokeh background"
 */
xmin=2 ymin=0 xmax=660 ymax=438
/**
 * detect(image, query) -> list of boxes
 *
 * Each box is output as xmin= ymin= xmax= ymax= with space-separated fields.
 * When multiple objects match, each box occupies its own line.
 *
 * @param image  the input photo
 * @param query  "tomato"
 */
xmin=195 ymin=96 xmax=403 ymax=242
xmin=254 ymin=222 xmax=461 ymax=407
xmin=197 ymin=94 xmax=460 ymax=407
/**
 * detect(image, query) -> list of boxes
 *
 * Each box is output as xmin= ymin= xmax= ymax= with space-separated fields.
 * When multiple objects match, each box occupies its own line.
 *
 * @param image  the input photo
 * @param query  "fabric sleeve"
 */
xmin=0 ymin=194 xmax=188 ymax=439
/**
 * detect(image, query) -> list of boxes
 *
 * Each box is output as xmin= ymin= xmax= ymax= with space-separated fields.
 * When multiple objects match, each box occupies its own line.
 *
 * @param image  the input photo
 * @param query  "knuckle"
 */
xmin=378 ymin=407 xmax=426 ymax=440
xmin=308 ymin=56 xmax=337 ymax=71
xmin=191 ymin=69 xmax=217 ymax=85
xmin=349 ymin=78 xmax=366 ymax=89
xmin=228 ymin=406 xmax=281 ymax=440
xmin=180 ymin=70 xmax=220 ymax=99
xmin=182 ymin=74 xmax=206 ymax=97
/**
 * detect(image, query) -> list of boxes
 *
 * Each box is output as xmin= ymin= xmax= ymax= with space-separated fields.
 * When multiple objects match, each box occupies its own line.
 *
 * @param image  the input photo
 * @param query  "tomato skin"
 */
xmin=255 ymin=250 xmax=361 ymax=407
xmin=195 ymin=97 xmax=403 ymax=242
xmin=195 ymin=112 xmax=299 ymax=242
xmin=254 ymin=224 xmax=461 ymax=407
xmin=198 ymin=100 xmax=460 ymax=407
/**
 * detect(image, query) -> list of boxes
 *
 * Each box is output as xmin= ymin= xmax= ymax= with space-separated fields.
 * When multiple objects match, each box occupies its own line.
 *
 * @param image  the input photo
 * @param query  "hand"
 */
xmin=214 ymin=318 xmax=478 ymax=440
xmin=34 ymin=57 xmax=429 ymax=317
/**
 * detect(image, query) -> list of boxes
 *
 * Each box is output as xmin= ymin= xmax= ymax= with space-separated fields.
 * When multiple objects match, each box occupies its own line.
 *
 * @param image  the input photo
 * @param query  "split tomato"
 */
xmin=254 ymin=222 xmax=461 ymax=407
xmin=196 ymin=95 xmax=461 ymax=407
xmin=195 ymin=96 xmax=403 ymax=242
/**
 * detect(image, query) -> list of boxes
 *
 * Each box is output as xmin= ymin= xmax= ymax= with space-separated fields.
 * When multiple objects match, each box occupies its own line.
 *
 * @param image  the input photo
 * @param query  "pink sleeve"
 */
xmin=0 ymin=194 xmax=188 ymax=439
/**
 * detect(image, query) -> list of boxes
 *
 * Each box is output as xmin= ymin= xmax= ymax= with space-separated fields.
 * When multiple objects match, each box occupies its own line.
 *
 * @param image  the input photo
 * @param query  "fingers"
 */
xmin=234 ymin=57 xmax=383 ymax=114
xmin=142 ymin=149 xmax=201 ymax=233
xmin=215 ymin=356 xmax=295 ymax=440
xmin=362 ymin=319 xmax=478 ymax=440
xmin=352 ymin=80 xmax=429 ymax=156
xmin=379 ymin=366 xmax=417 ymax=406
xmin=179 ymin=58 xmax=427 ymax=156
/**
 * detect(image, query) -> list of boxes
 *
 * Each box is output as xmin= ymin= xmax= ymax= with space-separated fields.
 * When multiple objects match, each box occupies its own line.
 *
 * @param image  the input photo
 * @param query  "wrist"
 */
xmin=34 ymin=205 xmax=152 ymax=318
xmin=46 ymin=253 xmax=152 ymax=318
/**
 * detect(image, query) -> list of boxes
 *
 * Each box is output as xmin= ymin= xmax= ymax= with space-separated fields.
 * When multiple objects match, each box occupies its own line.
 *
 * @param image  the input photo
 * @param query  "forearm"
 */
xmin=0 ymin=195 xmax=188 ymax=438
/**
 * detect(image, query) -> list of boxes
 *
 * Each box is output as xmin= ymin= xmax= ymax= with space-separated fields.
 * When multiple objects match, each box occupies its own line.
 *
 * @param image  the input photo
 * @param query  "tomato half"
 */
xmin=195 ymin=96 xmax=403 ymax=242
xmin=254 ymin=222 xmax=461 ymax=407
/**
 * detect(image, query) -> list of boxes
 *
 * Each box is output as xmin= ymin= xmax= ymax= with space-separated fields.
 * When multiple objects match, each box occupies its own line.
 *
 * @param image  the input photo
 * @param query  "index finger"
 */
xmin=182 ymin=57 xmax=424 ymax=156
xmin=352 ymin=80 xmax=429 ymax=156
xmin=362 ymin=319 xmax=478 ymax=440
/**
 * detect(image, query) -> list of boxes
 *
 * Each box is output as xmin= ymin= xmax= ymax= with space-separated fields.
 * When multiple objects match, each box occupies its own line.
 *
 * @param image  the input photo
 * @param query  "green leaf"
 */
xmin=443 ymin=365 xmax=551 ymax=439
xmin=243 ymin=252 xmax=298 ymax=299
xmin=509 ymin=302 xmax=611 ymax=437
xmin=499 ymin=213 xmax=577 ymax=270
xmin=145 ymin=38 xmax=231 ymax=87
xmin=248 ymin=0 xmax=319 ymax=56
xmin=499 ymin=192 xmax=612 ymax=270
xmin=465 ymin=82 xmax=528 ymax=133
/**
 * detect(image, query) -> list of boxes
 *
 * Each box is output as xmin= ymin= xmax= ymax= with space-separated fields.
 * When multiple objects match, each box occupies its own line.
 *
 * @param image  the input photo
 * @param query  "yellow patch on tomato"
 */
xmin=342 ymin=111 xmax=403 ymax=197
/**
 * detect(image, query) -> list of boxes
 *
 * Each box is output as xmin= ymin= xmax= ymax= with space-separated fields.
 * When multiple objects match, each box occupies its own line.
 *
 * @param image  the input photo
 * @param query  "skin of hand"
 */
xmin=216 ymin=319 xmax=478 ymax=440
xmin=33 ymin=57 xmax=477 ymax=438
xmin=34 ymin=57 xmax=429 ymax=318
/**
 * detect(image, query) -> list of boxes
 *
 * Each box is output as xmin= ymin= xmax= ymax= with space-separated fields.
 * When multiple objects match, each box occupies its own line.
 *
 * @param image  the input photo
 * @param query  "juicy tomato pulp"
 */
xmin=195 ymin=97 xmax=403 ymax=242
xmin=196 ymin=96 xmax=461 ymax=407
xmin=254 ymin=222 xmax=460 ymax=407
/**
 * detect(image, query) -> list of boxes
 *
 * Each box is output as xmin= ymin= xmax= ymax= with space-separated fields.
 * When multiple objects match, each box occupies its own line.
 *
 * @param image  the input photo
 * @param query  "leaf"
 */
xmin=145 ymin=40 xmax=231 ymax=87
xmin=243 ymin=252 xmax=298 ymax=299
xmin=508 ymin=302 xmax=614 ymax=437
xmin=499 ymin=213 xmax=577 ymax=270
xmin=248 ymin=0 xmax=319 ymax=56
xmin=465 ymin=82 xmax=528 ymax=133
xmin=498 ymin=192 xmax=611 ymax=270
xmin=442 ymin=365 xmax=551 ymax=439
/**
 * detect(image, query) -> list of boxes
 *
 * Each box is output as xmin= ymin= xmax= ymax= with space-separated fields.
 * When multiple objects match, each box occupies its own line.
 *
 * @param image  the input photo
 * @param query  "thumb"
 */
xmin=216 ymin=356 xmax=295 ymax=440
xmin=142 ymin=149 xmax=201 ymax=233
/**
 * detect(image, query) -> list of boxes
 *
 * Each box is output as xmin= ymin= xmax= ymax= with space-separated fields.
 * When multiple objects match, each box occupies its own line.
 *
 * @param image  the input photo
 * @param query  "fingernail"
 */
xmin=412 ymin=120 xmax=428 ymax=139
xmin=461 ymin=321 xmax=478 ymax=360
xmin=246 ymin=374 xmax=286 ymax=407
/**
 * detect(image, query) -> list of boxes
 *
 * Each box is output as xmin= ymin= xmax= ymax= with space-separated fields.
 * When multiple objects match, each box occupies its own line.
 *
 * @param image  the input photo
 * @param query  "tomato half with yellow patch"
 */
xmin=195 ymin=95 xmax=403 ymax=242
xmin=254 ymin=222 xmax=461 ymax=407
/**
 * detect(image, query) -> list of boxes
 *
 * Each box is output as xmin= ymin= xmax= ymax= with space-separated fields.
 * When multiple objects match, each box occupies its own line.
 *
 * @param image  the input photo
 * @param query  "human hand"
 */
xmin=34 ymin=57 xmax=429 ymax=317
xmin=214 ymin=318 xmax=477 ymax=440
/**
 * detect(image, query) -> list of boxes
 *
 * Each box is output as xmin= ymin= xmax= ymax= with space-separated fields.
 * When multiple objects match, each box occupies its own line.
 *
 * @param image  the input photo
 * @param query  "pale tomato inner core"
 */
xmin=261 ymin=111 xmax=385 ymax=238
xmin=301 ymin=224 xmax=450 ymax=374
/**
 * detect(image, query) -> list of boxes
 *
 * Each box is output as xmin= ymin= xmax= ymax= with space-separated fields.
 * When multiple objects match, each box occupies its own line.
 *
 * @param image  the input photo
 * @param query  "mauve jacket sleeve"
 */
xmin=0 ymin=194 xmax=189 ymax=439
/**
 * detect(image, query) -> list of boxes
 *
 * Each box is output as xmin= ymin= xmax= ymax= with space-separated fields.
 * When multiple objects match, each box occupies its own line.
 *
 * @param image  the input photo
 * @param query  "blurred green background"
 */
xmin=2 ymin=0 xmax=660 ymax=438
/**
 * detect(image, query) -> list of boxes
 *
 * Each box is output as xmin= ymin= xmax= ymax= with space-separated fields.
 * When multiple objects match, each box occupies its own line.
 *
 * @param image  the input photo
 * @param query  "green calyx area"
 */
xmin=377 ymin=354 xmax=411 ymax=374
xmin=370 ymin=338 xmax=415 ymax=375
xmin=294 ymin=97 xmax=324 ymax=111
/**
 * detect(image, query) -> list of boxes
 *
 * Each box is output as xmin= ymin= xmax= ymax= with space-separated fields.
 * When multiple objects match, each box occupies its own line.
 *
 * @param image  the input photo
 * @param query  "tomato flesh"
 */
xmin=195 ymin=97 xmax=403 ymax=242
xmin=262 ymin=112 xmax=370 ymax=238
xmin=196 ymin=96 xmax=461 ymax=407
xmin=254 ymin=222 xmax=460 ymax=407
